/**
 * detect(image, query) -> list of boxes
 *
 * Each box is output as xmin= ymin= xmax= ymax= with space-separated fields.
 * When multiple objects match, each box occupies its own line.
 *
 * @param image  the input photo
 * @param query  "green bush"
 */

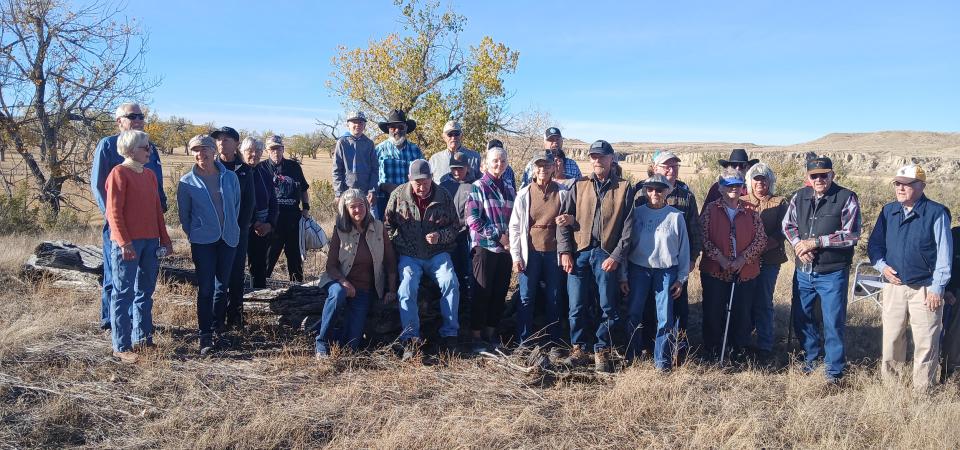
xmin=0 ymin=182 xmax=43 ymax=234
xmin=310 ymin=179 xmax=338 ymax=224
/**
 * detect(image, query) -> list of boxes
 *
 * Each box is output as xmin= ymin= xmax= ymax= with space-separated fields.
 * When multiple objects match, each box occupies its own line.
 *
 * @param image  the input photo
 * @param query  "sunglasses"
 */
xmin=446 ymin=131 xmax=462 ymax=137
xmin=122 ymin=113 xmax=145 ymax=120
xmin=809 ymin=173 xmax=829 ymax=180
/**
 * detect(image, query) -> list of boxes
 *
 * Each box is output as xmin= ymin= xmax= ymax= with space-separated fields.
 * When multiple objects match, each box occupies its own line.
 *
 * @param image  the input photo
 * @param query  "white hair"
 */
xmin=240 ymin=136 xmax=264 ymax=153
xmin=745 ymin=162 xmax=778 ymax=195
xmin=485 ymin=146 xmax=508 ymax=161
xmin=117 ymin=130 xmax=150 ymax=159
xmin=114 ymin=102 xmax=142 ymax=120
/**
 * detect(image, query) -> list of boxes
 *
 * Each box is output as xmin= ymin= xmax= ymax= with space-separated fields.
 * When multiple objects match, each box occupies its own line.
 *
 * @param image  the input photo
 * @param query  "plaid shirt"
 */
xmin=782 ymin=186 xmax=861 ymax=249
xmin=521 ymin=158 xmax=582 ymax=187
xmin=376 ymin=139 xmax=424 ymax=200
xmin=466 ymin=172 xmax=516 ymax=252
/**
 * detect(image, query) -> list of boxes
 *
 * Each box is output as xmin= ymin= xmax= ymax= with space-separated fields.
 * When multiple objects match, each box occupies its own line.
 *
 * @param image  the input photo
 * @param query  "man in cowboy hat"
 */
xmin=782 ymin=156 xmax=862 ymax=384
xmin=701 ymin=148 xmax=759 ymax=211
xmin=868 ymin=164 xmax=952 ymax=392
xmin=333 ymin=111 xmax=378 ymax=208
xmin=375 ymin=109 xmax=424 ymax=220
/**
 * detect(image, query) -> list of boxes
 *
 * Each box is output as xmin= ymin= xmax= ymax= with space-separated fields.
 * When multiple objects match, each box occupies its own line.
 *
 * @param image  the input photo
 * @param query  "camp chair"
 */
xmin=850 ymin=260 xmax=884 ymax=307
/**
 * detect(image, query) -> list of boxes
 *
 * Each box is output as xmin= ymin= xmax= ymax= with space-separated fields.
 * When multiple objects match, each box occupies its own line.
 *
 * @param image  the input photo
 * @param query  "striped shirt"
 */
xmin=466 ymin=172 xmax=516 ymax=252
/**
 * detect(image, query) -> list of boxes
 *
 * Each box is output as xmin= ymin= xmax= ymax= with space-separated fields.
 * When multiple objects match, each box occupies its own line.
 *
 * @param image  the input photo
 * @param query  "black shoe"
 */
xmin=199 ymin=336 xmax=215 ymax=356
xmin=440 ymin=336 xmax=459 ymax=355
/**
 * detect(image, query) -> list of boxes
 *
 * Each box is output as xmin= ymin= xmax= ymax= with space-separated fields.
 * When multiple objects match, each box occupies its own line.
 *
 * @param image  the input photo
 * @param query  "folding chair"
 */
xmin=850 ymin=260 xmax=884 ymax=308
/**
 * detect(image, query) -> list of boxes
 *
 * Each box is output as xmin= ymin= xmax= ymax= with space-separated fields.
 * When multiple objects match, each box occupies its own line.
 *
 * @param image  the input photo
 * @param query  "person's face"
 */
xmin=116 ymin=105 xmax=145 ymax=131
xmin=808 ymin=171 xmax=833 ymax=194
xmin=131 ymin=143 xmax=151 ymax=165
xmin=242 ymin=146 xmax=261 ymax=165
xmin=545 ymin=135 xmax=563 ymax=151
xmin=590 ymin=153 xmax=612 ymax=178
xmin=722 ymin=162 xmax=747 ymax=173
xmin=533 ymin=160 xmax=555 ymax=183
xmin=721 ymin=183 xmax=742 ymax=200
xmin=267 ymin=145 xmax=284 ymax=164
xmin=389 ymin=123 xmax=406 ymax=140
xmin=751 ymin=176 xmax=770 ymax=197
xmin=217 ymin=137 xmax=239 ymax=161
xmin=412 ymin=177 xmax=432 ymax=199
xmin=192 ymin=146 xmax=216 ymax=169
xmin=450 ymin=166 xmax=467 ymax=182
xmin=347 ymin=200 xmax=367 ymax=225
xmin=486 ymin=151 xmax=507 ymax=178
xmin=654 ymin=159 xmax=680 ymax=183
xmin=347 ymin=119 xmax=366 ymax=136
xmin=645 ymin=186 xmax=667 ymax=207
xmin=894 ymin=179 xmax=925 ymax=204
xmin=443 ymin=130 xmax=462 ymax=150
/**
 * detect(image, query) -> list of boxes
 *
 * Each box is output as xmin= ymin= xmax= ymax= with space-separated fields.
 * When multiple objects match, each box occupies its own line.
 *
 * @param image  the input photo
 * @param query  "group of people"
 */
xmin=92 ymin=103 xmax=958 ymax=392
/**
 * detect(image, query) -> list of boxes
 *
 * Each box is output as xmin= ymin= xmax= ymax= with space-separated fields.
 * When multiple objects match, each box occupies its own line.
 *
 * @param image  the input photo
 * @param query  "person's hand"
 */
xmin=670 ymin=281 xmax=683 ymax=299
xmin=730 ymin=256 xmax=747 ymax=272
xmin=925 ymin=291 xmax=943 ymax=311
xmin=258 ymin=222 xmax=273 ymax=236
xmin=384 ymin=292 xmax=397 ymax=303
xmin=162 ymin=243 xmax=173 ymax=257
xmin=560 ymin=253 xmax=574 ymax=274
xmin=555 ymin=214 xmax=575 ymax=227
xmin=620 ymin=281 xmax=630 ymax=296
xmin=499 ymin=233 xmax=510 ymax=249
xmin=301 ymin=209 xmax=311 ymax=219
xmin=798 ymin=252 xmax=815 ymax=264
xmin=121 ymin=243 xmax=136 ymax=261
xmin=341 ymin=280 xmax=356 ymax=298
xmin=882 ymin=266 xmax=902 ymax=285
xmin=945 ymin=291 xmax=957 ymax=306
xmin=717 ymin=258 xmax=731 ymax=271
xmin=513 ymin=261 xmax=525 ymax=273
xmin=425 ymin=232 xmax=440 ymax=245
xmin=795 ymin=239 xmax=817 ymax=257
xmin=601 ymin=257 xmax=618 ymax=272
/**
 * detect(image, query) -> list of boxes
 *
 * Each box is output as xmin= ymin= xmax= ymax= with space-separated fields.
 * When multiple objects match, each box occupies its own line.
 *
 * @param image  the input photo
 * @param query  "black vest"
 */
xmin=793 ymin=183 xmax=856 ymax=273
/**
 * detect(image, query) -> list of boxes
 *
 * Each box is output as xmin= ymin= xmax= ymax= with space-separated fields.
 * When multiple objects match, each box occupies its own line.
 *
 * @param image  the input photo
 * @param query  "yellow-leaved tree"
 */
xmin=327 ymin=0 xmax=518 ymax=159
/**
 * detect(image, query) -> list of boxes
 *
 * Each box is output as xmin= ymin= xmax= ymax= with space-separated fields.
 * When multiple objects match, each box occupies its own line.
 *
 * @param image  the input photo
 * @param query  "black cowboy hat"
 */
xmin=378 ymin=109 xmax=417 ymax=134
xmin=718 ymin=148 xmax=759 ymax=167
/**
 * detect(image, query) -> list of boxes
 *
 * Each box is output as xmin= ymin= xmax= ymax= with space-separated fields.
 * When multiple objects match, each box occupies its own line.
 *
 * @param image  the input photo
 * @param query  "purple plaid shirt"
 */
xmin=466 ymin=172 xmax=516 ymax=253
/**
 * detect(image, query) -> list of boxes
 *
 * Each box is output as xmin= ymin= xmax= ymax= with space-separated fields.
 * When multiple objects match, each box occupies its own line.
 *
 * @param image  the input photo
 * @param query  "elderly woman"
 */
xmin=699 ymin=168 xmax=767 ymax=362
xmin=465 ymin=146 xmax=516 ymax=353
xmin=509 ymin=151 xmax=571 ymax=350
xmin=178 ymin=134 xmax=242 ymax=355
xmin=742 ymin=162 xmax=788 ymax=361
xmin=240 ymin=137 xmax=278 ymax=289
xmin=313 ymin=189 xmax=397 ymax=357
xmin=621 ymin=174 xmax=690 ymax=370
xmin=105 ymin=130 xmax=172 ymax=363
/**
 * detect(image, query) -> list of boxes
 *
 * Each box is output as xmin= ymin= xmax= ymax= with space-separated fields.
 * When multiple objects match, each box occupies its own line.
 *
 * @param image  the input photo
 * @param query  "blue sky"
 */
xmin=123 ymin=0 xmax=958 ymax=145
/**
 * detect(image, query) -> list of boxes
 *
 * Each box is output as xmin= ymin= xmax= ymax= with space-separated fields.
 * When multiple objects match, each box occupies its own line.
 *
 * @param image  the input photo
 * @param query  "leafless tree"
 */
xmin=0 ymin=0 xmax=158 ymax=217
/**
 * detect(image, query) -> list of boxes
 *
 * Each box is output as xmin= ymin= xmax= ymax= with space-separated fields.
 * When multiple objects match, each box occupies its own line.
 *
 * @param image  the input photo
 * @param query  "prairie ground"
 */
xmin=2 ymin=229 xmax=960 ymax=449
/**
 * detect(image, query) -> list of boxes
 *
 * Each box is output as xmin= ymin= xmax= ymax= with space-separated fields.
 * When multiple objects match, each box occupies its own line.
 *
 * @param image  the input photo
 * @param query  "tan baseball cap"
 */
xmin=188 ymin=135 xmax=215 ymax=152
xmin=442 ymin=120 xmax=462 ymax=135
xmin=893 ymin=164 xmax=926 ymax=184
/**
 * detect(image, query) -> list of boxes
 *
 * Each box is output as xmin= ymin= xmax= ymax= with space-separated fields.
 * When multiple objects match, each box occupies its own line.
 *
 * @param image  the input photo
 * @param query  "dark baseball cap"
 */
xmin=408 ymin=159 xmax=432 ymax=180
xmin=210 ymin=126 xmax=240 ymax=141
xmin=588 ymin=139 xmax=614 ymax=156
xmin=487 ymin=138 xmax=504 ymax=150
xmin=806 ymin=157 xmax=834 ymax=174
xmin=449 ymin=152 xmax=468 ymax=168
xmin=529 ymin=150 xmax=557 ymax=167
xmin=544 ymin=127 xmax=562 ymax=139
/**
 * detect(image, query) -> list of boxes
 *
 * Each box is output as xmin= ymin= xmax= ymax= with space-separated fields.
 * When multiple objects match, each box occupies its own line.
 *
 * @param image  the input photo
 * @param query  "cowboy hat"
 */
xmin=378 ymin=109 xmax=417 ymax=134
xmin=718 ymin=148 xmax=759 ymax=167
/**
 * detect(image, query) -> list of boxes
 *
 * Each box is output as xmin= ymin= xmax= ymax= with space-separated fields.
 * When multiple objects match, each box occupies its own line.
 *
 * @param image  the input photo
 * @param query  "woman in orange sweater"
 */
xmin=105 ymin=130 xmax=173 ymax=363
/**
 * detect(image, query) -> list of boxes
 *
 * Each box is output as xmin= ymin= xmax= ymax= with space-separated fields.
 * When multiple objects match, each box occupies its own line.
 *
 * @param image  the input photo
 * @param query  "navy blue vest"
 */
xmin=868 ymin=195 xmax=950 ymax=286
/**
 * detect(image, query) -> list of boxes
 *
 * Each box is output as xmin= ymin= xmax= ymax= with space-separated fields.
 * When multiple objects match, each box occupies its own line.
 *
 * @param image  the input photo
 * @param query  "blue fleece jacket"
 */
xmin=177 ymin=160 xmax=241 ymax=247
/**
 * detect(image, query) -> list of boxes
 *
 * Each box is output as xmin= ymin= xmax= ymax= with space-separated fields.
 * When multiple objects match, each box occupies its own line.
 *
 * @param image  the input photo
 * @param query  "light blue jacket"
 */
xmin=177 ymin=160 xmax=241 ymax=247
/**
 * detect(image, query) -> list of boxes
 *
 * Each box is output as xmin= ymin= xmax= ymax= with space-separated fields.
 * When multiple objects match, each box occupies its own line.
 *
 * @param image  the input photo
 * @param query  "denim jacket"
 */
xmin=177 ymin=160 xmax=241 ymax=247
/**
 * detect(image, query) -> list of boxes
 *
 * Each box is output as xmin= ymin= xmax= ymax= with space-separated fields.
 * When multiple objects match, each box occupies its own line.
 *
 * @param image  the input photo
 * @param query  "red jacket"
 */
xmin=698 ymin=199 xmax=767 ymax=282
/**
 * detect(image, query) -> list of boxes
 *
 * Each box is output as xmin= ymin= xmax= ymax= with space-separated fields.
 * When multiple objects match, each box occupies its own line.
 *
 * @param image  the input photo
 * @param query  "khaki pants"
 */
xmin=881 ymin=283 xmax=943 ymax=391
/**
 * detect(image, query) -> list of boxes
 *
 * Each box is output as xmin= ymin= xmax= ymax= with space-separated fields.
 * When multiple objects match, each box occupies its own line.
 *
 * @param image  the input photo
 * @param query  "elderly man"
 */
xmin=375 ymin=109 xmax=424 ymax=220
xmin=782 ymin=157 xmax=862 ymax=383
xmin=90 ymin=102 xmax=167 ymax=334
xmin=212 ymin=126 xmax=255 ymax=331
xmin=263 ymin=135 xmax=311 ymax=282
xmin=520 ymin=127 xmax=583 ymax=187
xmin=868 ymin=164 xmax=952 ymax=392
xmin=384 ymin=159 xmax=461 ymax=357
xmin=558 ymin=140 xmax=635 ymax=372
xmin=429 ymin=120 xmax=482 ymax=183
xmin=637 ymin=150 xmax=702 ymax=364
xmin=332 ymin=111 xmax=378 ymax=209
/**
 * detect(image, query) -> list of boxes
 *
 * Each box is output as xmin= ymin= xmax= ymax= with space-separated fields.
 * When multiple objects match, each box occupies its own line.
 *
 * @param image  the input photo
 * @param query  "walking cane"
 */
xmin=719 ymin=273 xmax=740 ymax=365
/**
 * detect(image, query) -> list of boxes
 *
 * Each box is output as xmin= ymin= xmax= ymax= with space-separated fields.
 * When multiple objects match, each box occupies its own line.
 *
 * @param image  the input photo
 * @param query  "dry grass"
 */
xmin=3 ymin=230 xmax=960 ymax=449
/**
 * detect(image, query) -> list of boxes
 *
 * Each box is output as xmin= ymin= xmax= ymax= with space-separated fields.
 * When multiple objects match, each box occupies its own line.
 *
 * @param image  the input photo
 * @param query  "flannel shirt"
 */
xmin=782 ymin=188 xmax=861 ymax=249
xmin=521 ymin=158 xmax=583 ymax=187
xmin=376 ymin=139 xmax=424 ymax=201
xmin=466 ymin=172 xmax=516 ymax=253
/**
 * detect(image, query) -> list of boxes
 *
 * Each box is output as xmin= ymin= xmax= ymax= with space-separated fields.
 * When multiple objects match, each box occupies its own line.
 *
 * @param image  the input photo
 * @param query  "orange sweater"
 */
xmin=106 ymin=165 xmax=171 ymax=247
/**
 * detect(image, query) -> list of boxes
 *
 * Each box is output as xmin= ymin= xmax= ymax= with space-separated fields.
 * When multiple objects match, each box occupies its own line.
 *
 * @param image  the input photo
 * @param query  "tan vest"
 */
xmin=573 ymin=176 xmax=632 ymax=255
xmin=318 ymin=220 xmax=387 ymax=298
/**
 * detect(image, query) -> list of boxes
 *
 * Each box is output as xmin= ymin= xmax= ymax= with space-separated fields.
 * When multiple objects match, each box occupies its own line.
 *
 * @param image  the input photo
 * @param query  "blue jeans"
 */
xmin=567 ymin=247 xmax=621 ymax=351
xmin=753 ymin=265 xmax=781 ymax=352
xmin=110 ymin=238 xmax=160 ymax=352
xmin=627 ymin=264 xmax=678 ymax=369
xmin=100 ymin=222 xmax=114 ymax=329
xmin=397 ymin=253 xmax=460 ymax=340
xmin=314 ymin=282 xmax=372 ymax=353
xmin=517 ymin=250 xmax=563 ymax=346
xmin=191 ymin=240 xmax=237 ymax=338
xmin=792 ymin=268 xmax=849 ymax=378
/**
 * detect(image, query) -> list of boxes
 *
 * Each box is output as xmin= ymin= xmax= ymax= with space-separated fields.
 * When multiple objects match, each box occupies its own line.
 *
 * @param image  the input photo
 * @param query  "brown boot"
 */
xmin=113 ymin=350 xmax=139 ymax=364
xmin=562 ymin=345 xmax=591 ymax=367
xmin=594 ymin=348 xmax=612 ymax=373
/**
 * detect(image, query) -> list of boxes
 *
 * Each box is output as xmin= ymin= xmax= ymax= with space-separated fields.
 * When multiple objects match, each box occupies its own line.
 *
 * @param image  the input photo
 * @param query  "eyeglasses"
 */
xmin=645 ymin=187 xmax=665 ymax=194
xmin=657 ymin=163 xmax=679 ymax=170
xmin=122 ymin=113 xmax=145 ymax=121
xmin=809 ymin=173 xmax=829 ymax=180
xmin=446 ymin=131 xmax=462 ymax=137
